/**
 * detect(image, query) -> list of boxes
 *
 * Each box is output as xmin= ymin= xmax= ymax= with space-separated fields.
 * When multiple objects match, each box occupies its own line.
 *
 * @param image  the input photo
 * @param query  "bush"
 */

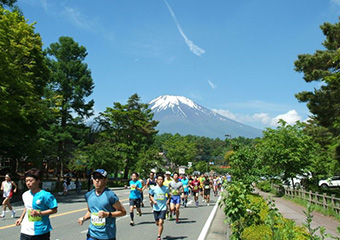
xmin=256 ymin=180 xmax=272 ymax=192
xmin=241 ymin=224 xmax=272 ymax=240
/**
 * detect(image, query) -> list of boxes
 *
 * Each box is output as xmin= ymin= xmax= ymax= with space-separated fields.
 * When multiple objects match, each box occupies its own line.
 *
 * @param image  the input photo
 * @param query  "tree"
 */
xmin=229 ymin=145 xmax=261 ymax=187
xmin=294 ymin=19 xmax=340 ymax=137
xmin=163 ymin=134 xmax=197 ymax=168
xmin=257 ymin=120 xmax=318 ymax=188
xmin=98 ymin=93 xmax=159 ymax=179
xmin=0 ymin=7 xmax=50 ymax=168
xmin=45 ymin=36 xmax=94 ymax=177
xmin=0 ymin=0 xmax=16 ymax=7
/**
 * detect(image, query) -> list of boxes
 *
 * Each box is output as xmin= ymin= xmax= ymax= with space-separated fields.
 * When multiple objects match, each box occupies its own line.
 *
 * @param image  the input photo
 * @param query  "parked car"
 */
xmin=282 ymin=172 xmax=312 ymax=189
xmin=318 ymin=176 xmax=340 ymax=189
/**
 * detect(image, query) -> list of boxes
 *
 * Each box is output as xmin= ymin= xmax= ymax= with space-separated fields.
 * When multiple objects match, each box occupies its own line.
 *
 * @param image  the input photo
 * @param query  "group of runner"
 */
xmin=0 ymin=169 xmax=228 ymax=240
xmin=127 ymin=171 xmax=227 ymax=240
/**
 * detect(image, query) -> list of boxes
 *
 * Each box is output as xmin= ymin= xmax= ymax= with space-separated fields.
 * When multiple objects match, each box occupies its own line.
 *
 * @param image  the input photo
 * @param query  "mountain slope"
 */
xmin=149 ymin=95 xmax=263 ymax=139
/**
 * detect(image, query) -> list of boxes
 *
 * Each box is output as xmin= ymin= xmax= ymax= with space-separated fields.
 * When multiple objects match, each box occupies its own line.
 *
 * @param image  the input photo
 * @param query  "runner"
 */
xmin=163 ymin=171 xmax=173 ymax=219
xmin=203 ymin=176 xmax=213 ymax=206
xmin=15 ymin=168 xmax=58 ymax=240
xmin=143 ymin=171 xmax=157 ymax=209
xmin=212 ymin=176 xmax=218 ymax=197
xmin=0 ymin=173 xmax=17 ymax=218
xmin=78 ymin=169 xmax=126 ymax=240
xmin=139 ymin=176 xmax=145 ymax=208
xmin=199 ymin=174 xmax=205 ymax=200
xmin=169 ymin=172 xmax=183 ymax=223
xmin=180 ymin=174 xmax=189 ymax=207
xmin=190 ymin=175 xmax=201 ymax=207
xmin=129 ymin=172 xmax=143 ymax=226
xmin=149 ymin=173 xmax=171 ymax=240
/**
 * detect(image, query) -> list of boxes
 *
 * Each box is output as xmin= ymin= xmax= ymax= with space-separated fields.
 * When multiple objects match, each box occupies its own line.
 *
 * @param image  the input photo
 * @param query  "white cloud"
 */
xmin=212 ymin=109 xmax=304 ymax=129
xmin=164 ymin=0 xmax=205 ymax=56
xmin=270 ymin=110 xmax=302 ymax=126
xmin=207 ymin=79 xmax=217 ymax=89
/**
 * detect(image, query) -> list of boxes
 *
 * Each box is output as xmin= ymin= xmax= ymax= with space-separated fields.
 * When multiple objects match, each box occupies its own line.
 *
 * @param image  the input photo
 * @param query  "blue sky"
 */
xmin=17 ymin=0 xmax=340 ymax=129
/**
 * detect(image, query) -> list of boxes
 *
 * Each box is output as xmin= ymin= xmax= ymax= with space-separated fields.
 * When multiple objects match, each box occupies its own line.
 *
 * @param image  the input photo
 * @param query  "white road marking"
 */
xmin=197 ymin=195 xmax=222 ymax=240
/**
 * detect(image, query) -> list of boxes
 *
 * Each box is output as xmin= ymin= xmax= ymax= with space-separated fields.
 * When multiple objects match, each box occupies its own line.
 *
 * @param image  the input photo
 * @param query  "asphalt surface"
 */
xmin=0 ymin=188 xmax=222 ymax=240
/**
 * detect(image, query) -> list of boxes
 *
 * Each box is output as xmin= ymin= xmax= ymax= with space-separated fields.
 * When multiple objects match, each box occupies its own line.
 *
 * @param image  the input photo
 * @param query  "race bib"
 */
xmin=194 ymin=186 xmax=198 ymax=190
xmin=172 ymin=189 xmax=179 ymax=195
xmin=91 ymin=213 xmax=106 ymax=227
xmin=131 ymin=186 xmax=136 ymax=190
xmin=205 ymin=185 xmax=210 ymax=189
xmin=28 ymin=209 xmax=42 ymax=222
xmin=183 ymin=185 xmax=188 ymax=189
xmin=156 ymin=193 xmax=165 ymax=201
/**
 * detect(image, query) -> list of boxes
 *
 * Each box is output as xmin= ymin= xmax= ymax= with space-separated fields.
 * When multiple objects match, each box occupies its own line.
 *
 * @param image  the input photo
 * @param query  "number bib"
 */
xmin=205 ymin=185 xmax=210 ymax=189
xmin=156 ymin=193 xmax=165 ymax=201
xmin=194 ymin=186 xmax=198 ymax=190
xmin=28 ymin=209 xmax=42 ymax=222
xmin=172 ymin=189 xmax=179 ymax=196
xmin=91 ymin=213 xmax=106 ymax=227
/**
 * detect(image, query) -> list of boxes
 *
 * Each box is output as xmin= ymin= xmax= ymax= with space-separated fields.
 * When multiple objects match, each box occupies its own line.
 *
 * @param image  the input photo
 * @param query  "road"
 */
xmin=0 ymin=189 xmax=221 ymax=240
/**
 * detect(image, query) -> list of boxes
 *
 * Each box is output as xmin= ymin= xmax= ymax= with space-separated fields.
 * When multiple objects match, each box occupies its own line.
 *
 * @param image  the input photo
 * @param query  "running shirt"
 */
xmin=169 ymin=181 xmax=183 ymax=196
xmin=203 ymin=180 xmax=211 ymax=190
xmin=147 ymin=178 xmax=157 ymax=190
xmin=20 ymin=190 xmax=58 ymax=236
xmin=2 ymin=181 xmax=12 ymax=198
xmin=85 ymin=188 xmax=119 ymax=239
xmin=190 ymin=180 xmax=200 ymax=192
xmin=129 ymin=180 xmax=142 ymax=199
xmin=181 ymin=178 xmax=189 ymax=193
xmin=149 ymin=185 xmax=169 ymax=211
xmin=163 ymin=178 xmax=173 ymax=187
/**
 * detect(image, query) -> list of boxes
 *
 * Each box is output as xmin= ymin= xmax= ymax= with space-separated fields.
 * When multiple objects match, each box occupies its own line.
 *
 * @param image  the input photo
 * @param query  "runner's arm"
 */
xmin=0 ymin=181 xmax=3 ymax=191
xmin=11 ymin=181 xmax=18 ymax=193
xmin=15 ymin=208 xmax=26 ymax=226
xmin=78 ymin=206 xmax=91 ymax=225
xmin=110 ymin=200 xmax=126 ymax=217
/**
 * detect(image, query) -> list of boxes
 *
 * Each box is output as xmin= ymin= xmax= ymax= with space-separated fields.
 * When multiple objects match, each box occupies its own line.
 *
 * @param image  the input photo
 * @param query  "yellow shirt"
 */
xmin=164 ymin=178 xmax=173 ymax=187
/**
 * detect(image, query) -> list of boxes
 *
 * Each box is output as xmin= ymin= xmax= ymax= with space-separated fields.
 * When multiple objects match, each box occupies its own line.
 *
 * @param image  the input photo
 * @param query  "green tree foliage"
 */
xmin=229 ymin=145 xmax=261 ymax=187
xmin=0 ymin=0 xmax=16 ymax=7
xmin=98 ymin=93 xmax=158 ymax=179
xmin=257 ymin=120 xmax=318 ymax=186
xmin=294 ymin=19 xmax=340 ymax=137
xmin=0 ymin=7 xmax=50 ymax=163
xmin=163 ymin=134 xmax=197 ymax=168
xmin=135 ymin=147 xmax=163 ymax=178
xmin=45 ymin=36 xmax=94 ymax=176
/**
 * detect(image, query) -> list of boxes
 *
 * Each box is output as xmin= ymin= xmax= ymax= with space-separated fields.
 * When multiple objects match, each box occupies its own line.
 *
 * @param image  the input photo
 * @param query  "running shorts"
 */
xmin=153 ymin=210 xmax=166 ymax=221
xmin=129 ymin=198 xmax=141 ymax=208
xmin=170 ymin=195 xmax=181 ymax=205
xmin=204 ymin=189 xmax=211 ymax=196
xmin=20 ymin=232 xmax=50 ymax=240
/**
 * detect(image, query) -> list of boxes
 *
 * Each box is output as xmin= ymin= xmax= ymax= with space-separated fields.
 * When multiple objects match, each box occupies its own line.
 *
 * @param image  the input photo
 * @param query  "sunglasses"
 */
xmin=92 ymin=175 xmax=104 ymax=180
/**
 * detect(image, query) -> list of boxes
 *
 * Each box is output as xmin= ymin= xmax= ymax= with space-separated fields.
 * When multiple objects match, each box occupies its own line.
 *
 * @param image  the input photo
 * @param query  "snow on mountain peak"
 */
xmin=149 ymin=95 xmax=200 ymax=111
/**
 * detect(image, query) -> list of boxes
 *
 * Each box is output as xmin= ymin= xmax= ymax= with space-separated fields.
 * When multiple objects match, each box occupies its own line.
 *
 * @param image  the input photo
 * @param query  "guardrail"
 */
xmin=272 ymin=185 xmax=340 ymax=214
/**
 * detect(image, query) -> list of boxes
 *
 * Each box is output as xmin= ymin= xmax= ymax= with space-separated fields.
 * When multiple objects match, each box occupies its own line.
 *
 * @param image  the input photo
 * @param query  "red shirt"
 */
xmin=190 ymin=180 xmax=200 ymax=192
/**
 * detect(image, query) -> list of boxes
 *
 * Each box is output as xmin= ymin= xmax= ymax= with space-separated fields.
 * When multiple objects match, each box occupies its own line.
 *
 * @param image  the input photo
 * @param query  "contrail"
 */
xmin=164 ymin=0 xmax=205 ymax=56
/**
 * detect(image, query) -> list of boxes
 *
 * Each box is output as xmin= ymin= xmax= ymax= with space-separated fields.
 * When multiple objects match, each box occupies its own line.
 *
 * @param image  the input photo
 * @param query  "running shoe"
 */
xmin=137 ymin=212 xmax=142 ymax=217
xmin=196 ymin=201 xmax=199 ymax=207
xmin=11 ymin=211 xmax=15 ymax=218
xmin=176 ymin=219 xmax=179 ymax=223
xmin=169 ymin=215 xmax=173 ymax=221
xmin=157 ymin=236 xmax=161 ymax=240
xmin=0 ymin=214 xmax=4 ymax=218
xmin=130 ymin=221 xmax=134 ymax=226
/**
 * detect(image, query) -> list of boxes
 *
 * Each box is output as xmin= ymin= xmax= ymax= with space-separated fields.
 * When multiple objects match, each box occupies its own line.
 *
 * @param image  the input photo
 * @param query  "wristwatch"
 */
xmin=108 ymin=212 xmax=112 ymax=218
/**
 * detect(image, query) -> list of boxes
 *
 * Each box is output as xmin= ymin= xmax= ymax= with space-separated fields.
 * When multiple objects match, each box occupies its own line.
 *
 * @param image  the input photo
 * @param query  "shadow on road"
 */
xmin=162 ymin=236 xmax=188 ymax=239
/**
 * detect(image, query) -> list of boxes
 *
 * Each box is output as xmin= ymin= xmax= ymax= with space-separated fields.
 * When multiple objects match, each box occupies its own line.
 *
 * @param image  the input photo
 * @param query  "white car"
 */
xmin=318 ymin=176 xmax=340 ymax=188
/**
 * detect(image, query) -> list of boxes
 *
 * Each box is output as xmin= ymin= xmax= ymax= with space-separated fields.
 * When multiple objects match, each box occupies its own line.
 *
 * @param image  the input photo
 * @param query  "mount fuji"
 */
xmin=149 ymin=95 xmax=263 ymax=139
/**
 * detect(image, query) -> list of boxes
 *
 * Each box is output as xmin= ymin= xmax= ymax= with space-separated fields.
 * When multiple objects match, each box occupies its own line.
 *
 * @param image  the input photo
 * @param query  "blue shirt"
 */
xmin=149 ymin=185 xmax=169 ymax=211
xmin=129 ymin=180 xmax=142 ymax=199
xmin=85 ymin=188 xmax=119 ymax=239
xmin=21 ymin=190 xmax=58 ymax=236
xmin=181 ymin=178 xmax=189 ymax=192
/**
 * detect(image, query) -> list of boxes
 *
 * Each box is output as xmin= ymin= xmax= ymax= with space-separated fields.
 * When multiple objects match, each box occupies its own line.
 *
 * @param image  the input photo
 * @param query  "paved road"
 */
xmin=0 ymin=189 xmax=221 ymax=240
